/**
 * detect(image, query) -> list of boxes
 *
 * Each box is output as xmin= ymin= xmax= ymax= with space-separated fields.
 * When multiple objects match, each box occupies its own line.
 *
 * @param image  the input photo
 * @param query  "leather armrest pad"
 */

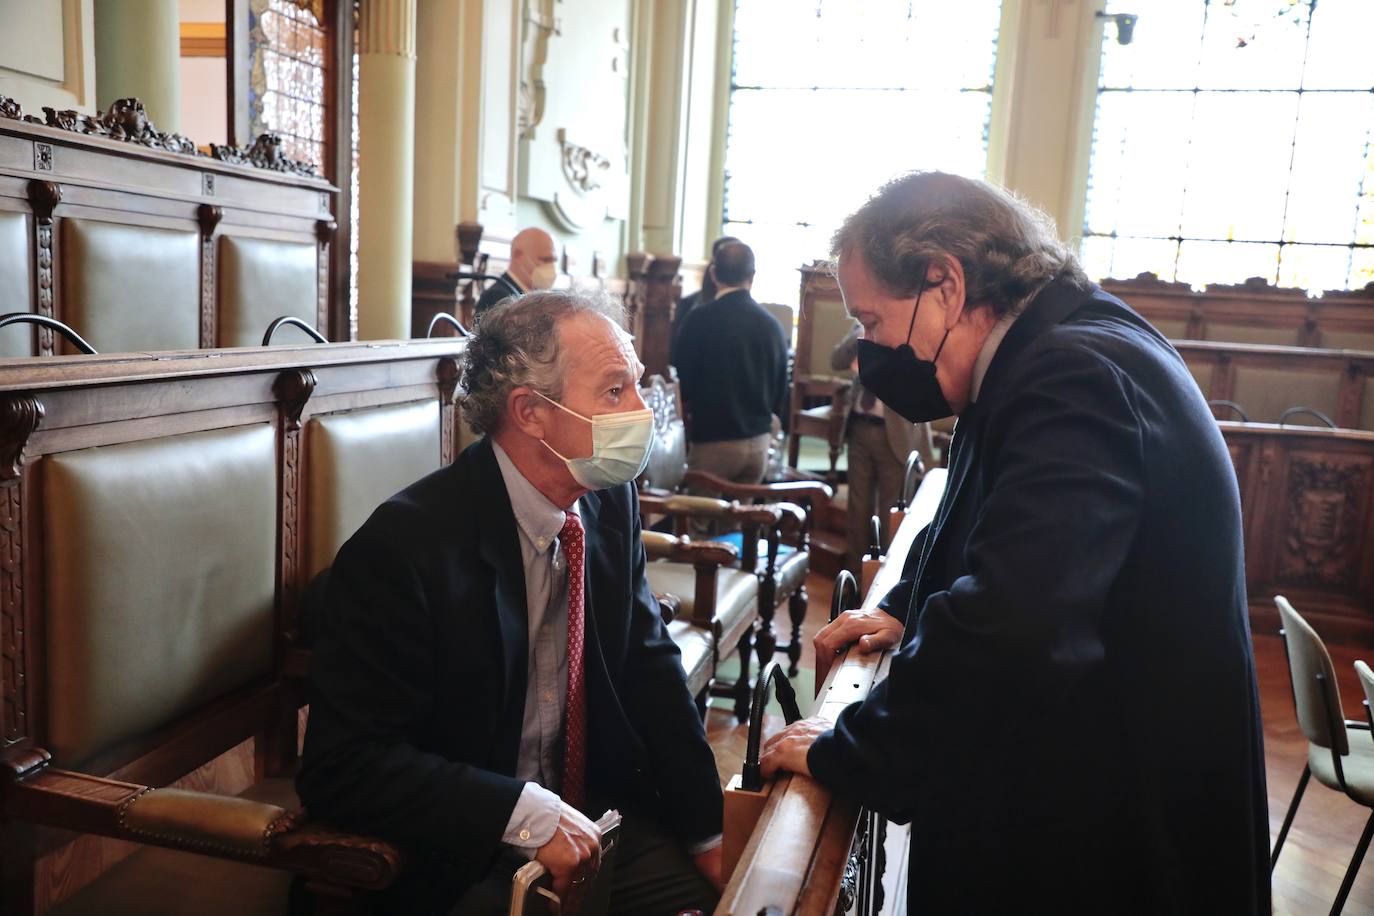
xmin=641 ymin=531 xmax=738 ymax=567
xmin=121 ymin=787 xmax=291 ymax=858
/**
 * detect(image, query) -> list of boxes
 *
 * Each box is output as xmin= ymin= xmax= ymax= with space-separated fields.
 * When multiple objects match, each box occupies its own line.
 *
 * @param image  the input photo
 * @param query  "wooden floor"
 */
xmin=705 ymin=571 xmax=1374 ymax=914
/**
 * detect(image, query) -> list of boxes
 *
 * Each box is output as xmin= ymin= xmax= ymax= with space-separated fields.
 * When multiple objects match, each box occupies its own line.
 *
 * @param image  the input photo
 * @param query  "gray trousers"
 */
xmin=686 ymin=432 xmax=771 ymax=486
xmin=449 ymin=813 xmax=718 ymax=915
xmin=844 ymin=418 xmax=906 ymax=573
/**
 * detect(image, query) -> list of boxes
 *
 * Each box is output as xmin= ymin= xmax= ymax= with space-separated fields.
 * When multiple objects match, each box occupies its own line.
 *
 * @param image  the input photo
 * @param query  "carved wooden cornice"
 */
xmin=210 ymin=133 xmax=319 ymax=178
xmin=0 ymin=93 xmax=321 ymax=178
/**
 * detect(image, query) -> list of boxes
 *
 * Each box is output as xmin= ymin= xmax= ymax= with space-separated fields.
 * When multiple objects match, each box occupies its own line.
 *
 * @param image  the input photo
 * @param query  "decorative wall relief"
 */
xmin=1277 ymin=455 xmax=1370 ymax=589
xmin=517 ymin=0 xmax=632 ymax=233
xmin=518 ymin=0 xmax=559 ymax=140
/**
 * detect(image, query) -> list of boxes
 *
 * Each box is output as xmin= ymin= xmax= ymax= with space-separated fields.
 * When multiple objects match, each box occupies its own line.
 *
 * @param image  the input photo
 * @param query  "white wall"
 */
xmin=0 ymin=0 xmax=96 ymax=113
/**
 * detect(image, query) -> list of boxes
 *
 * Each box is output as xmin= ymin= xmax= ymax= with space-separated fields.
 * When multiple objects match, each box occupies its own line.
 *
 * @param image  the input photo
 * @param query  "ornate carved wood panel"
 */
xmin=638 ymin=256 xmax=681 ymax=380
xmin=437 ymin=357 xmax=460 ymax=467
xmin=197 ymin=205 xmax=223 ymax=348
xmin=1274 ymin=451 xmax=1371 ymax=591
xmin=26 ymin=181 xmax=61 ymax=356
xmin=274 ymin=370 xmax=316 ymax=640
xmin=0 ymin=394 xmax=42 ymax=748
xmin=315 ymin=219 xmax=336 ymax=340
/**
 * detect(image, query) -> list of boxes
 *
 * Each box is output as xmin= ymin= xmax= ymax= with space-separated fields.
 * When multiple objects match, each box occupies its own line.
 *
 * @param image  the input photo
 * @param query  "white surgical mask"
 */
xmin=530 ymin=263 xmax=558 ymax=290
xmin=537 ymin=392 xmax=655 ymax=490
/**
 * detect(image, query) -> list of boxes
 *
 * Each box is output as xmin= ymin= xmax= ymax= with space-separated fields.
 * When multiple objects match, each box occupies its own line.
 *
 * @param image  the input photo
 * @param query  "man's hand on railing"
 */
xmin=534 ymin=802 xmax=603 ymax=912
xmin=813 ymin=607 xmax=905 ymax=685
xmin=758 ymin=716 xmax=829 ymax=780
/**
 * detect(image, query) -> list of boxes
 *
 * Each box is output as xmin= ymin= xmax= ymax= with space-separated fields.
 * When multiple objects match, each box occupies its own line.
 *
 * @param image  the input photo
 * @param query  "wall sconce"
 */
xmin=1096 ymin=11 xmax=1138 ymax=45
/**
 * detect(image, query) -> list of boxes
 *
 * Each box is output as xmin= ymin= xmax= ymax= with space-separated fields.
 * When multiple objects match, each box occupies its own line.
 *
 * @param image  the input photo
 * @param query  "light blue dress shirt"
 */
xmin=492 ymin=441 xmax=722 ymax=856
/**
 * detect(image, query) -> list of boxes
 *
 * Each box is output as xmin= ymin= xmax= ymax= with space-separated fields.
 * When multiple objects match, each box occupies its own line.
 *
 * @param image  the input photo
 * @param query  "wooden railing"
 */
xmin=718 ymin=469 xmax=946 ymax=915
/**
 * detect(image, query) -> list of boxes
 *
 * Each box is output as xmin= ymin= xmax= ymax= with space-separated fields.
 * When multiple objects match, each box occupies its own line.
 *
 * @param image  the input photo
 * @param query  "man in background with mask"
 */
xmin=300 ymin=289 xmax=724 ymax=913
xmin=759 ymin=172 xmax=1269 ymax=913
xmin=475 ymin=226 xmax=561 ymax=319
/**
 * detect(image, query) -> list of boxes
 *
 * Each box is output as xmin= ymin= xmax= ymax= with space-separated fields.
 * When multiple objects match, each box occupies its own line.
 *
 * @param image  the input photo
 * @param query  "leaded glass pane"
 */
xmin=1083 ymin=0 xmax=1374 ymax=293
xmin=724 ymin=0 xmax=1002 ymax=307
xmin=249 ymin=0 xmax=328 ymax=170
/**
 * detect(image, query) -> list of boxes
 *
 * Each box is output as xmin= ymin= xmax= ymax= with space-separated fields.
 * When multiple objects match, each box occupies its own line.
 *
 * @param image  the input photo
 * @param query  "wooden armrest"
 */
xmin=654 ymin=592 xmax=681 ymax=624
xmin=663 ymin=494 xmax=733 ymax=518
xmin=682 ymin=470 xmax=834 ymax=508
xmin=795 ymin=376 xmax=848 ymax=396
xmin=2 ymin=757 xmax=403 ymax=891
xmin=641 ymin=530 xmax=738 ymax=567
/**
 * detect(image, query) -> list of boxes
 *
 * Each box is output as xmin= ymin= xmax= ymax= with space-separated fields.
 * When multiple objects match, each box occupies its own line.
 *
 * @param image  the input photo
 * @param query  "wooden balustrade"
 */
xmin=719 ymin=472 xmax=944 ymax=915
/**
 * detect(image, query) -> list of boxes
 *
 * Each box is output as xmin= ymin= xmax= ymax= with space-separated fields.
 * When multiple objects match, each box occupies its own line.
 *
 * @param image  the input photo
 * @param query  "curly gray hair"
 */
xmin=459 ymin=287 xmax=626 ymax=436
xmin=832 ymin=171 xmax=1087 ymax=318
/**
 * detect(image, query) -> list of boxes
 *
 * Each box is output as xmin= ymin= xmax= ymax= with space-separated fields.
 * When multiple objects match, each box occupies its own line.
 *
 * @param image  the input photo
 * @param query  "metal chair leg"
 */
xmin=1331 ymin=810 xmax=1374 ymax=915
xmin=1272 ymin=765 xmax=1311 ymax=871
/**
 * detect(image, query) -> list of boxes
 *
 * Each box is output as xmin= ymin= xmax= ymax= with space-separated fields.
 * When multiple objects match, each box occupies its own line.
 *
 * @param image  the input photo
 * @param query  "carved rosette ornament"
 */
xmin=0 ymin=395 xmax=42 ymax=747
xmin=210 ymin=133 xmax=320 ymax=178
xmin=1278 ymin=456 xmax=1368 ymax=589
xmin=274 ymin=370 xmax=317 ymax=630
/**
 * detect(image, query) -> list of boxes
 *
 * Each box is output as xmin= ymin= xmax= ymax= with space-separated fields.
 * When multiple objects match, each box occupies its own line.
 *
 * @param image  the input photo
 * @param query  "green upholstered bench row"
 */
xmin=0 ymin=339 xmax=465 ymax=914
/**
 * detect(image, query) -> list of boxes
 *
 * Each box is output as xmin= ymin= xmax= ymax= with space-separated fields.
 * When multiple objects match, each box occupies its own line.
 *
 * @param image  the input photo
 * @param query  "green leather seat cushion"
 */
xmin=667 ymin=620 xmax=713 ymax=699
xmin=644 ymin=562 xmax=757 ymax=646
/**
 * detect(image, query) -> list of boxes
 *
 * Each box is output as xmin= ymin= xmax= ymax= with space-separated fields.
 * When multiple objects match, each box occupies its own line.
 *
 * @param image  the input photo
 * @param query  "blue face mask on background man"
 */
xmin=537 ymin=392 xmax=656 ymax=490
xmin=855 ymin=275 xmax=954 ymax=423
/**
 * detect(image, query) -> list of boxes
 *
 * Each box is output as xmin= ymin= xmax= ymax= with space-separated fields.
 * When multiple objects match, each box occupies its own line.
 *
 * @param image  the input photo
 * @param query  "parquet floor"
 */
xmin=704 ymin=570 xmax=1374 ymax=914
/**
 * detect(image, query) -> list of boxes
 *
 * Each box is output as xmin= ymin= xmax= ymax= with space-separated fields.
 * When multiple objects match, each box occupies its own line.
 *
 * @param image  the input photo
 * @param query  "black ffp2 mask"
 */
xmin=855 ymin=283 xmax=954 ymax=423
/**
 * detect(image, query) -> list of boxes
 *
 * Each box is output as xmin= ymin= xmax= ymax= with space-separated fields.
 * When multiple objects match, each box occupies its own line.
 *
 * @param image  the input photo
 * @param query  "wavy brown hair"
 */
xmin=832 ymin=171 xmax=1087 ymax=317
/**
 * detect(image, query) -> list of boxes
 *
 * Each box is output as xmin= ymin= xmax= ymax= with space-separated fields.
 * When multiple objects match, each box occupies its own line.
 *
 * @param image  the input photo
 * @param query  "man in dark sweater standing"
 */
xmin=673 ymin=241 xmax=789 ymax=484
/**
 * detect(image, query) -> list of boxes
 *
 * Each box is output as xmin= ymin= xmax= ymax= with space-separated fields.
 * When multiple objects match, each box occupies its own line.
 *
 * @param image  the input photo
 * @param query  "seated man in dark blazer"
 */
xmin=761 ymin=172 xmax=1270 ymax=914
xmin=299 ymin=288 xmax=723 ymax=914
xmin=474 ymin=227 xmax=560 ymax=319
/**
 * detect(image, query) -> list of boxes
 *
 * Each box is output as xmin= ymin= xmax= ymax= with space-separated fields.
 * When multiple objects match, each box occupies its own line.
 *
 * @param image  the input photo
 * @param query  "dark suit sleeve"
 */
xmin=298 ymin=509 xmax=525 ymax=865
xmin=617 ymin=486 xmax=725 ymax=844
xmin=808 ymin=345 xmax=1145 ymax=818
xmin=875 ymin=523 xmax=931 ymax=622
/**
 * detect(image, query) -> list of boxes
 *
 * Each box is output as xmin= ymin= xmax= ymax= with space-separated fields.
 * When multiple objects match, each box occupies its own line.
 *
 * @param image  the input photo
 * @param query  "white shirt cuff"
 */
xmin=502 ymin=782 xmax=561 ymax=852
xmin=687 ymin=833 xmax=723 ymax=855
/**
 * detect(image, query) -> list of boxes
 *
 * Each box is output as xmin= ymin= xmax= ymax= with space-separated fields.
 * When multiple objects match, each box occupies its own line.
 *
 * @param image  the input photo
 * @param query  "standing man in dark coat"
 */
xmin=300 ymin=289 xmax=723 ymax=913
xmin=673 ymin=241 xmax=789 ymax=485
xmin=761 ymin=172 xmax=1269 ymax=913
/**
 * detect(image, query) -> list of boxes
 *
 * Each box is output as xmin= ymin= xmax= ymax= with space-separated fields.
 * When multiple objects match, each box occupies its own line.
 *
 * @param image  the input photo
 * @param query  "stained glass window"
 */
xmin=1082 ymin=0 xmax=1374 ymax=292
xmin=248 ymin=0 xmax=329 ymax=170
xmin=722 ymin=0 xmax=1004 ymax=306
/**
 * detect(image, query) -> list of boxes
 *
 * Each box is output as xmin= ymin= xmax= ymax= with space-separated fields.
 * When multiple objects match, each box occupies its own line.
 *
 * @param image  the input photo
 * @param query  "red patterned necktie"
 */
xmin=560 ymin=511 xmax=588 ymax=811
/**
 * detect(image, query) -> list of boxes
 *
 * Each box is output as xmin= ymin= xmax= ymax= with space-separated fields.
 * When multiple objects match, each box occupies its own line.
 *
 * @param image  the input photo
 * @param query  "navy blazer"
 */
xmin=474 ymin=272 xmax=523 ymax=318
xmin=298 ymin=438 xmax=722 ymax=911
xmin=808 ymin=279 xmax=1270 ymax=914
